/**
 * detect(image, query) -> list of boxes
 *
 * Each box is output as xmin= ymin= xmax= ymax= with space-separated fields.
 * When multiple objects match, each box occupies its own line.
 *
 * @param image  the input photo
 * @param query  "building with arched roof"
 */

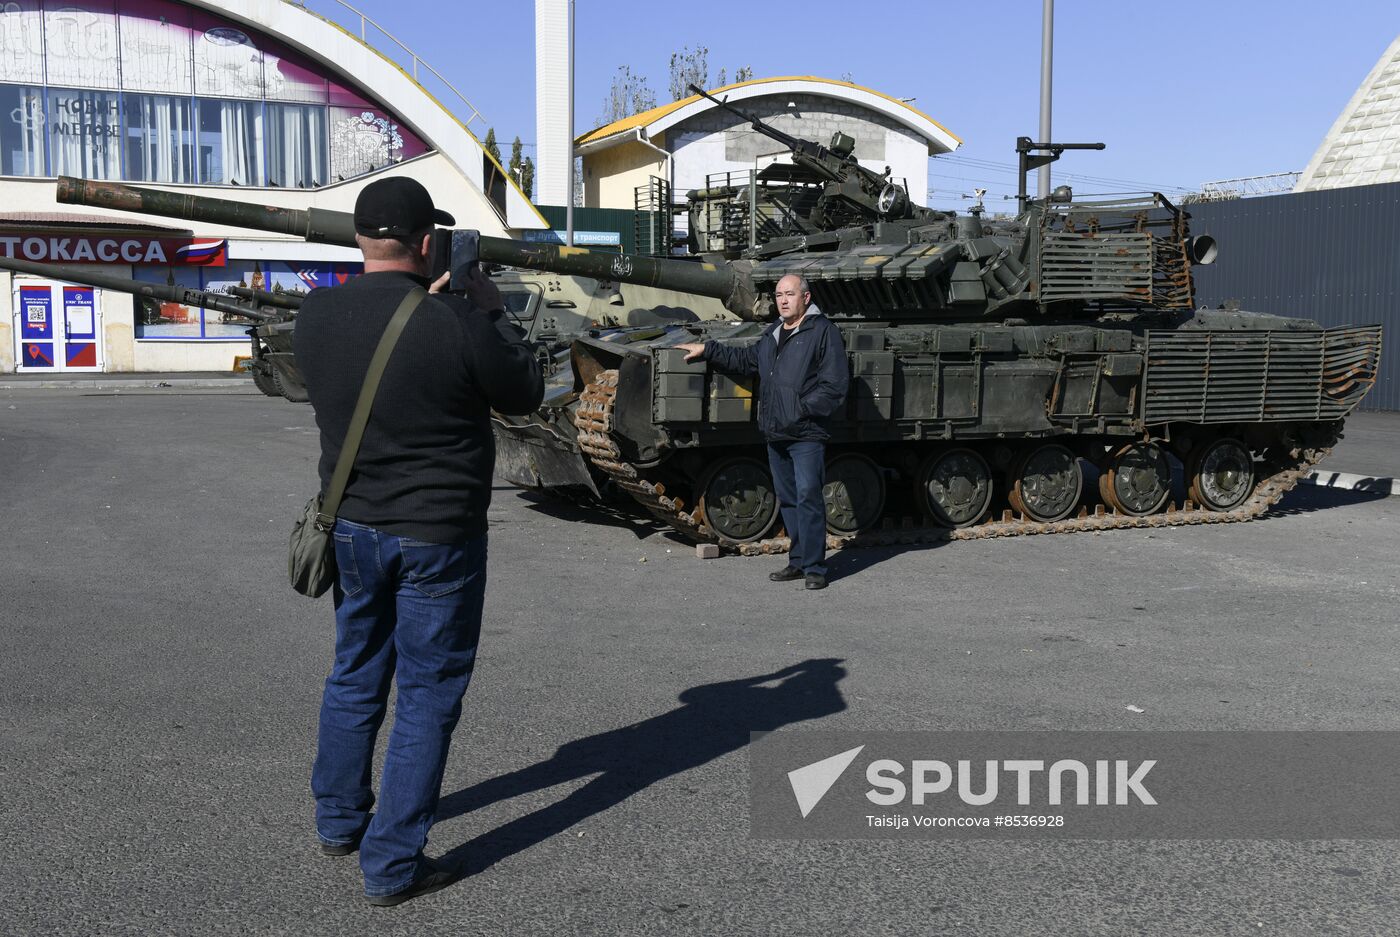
xmin=0 ymin=0 xmax=541 ymax=373
xmin=576 ymin=76 xmax=960 ymax=218
xmin=1296 ymin=34 xmax=1400 ymax=193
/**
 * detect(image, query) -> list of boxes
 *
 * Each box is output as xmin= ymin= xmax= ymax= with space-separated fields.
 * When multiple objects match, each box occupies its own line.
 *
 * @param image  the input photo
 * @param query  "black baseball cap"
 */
xmin=352 ymin=176 xmax=455 ymax=237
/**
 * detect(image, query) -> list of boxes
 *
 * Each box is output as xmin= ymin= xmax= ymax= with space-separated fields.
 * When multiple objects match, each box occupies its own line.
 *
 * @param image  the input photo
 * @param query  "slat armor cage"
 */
xmin=1038 ymin=196 xmax=1194 ymax=310
xmin=1142 ymin=325 xmax=1383 ymax=423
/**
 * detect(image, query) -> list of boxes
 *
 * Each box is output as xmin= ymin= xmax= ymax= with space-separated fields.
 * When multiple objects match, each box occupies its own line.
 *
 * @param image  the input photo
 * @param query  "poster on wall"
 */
xmin=43 ymin=0 xmax=120 ymax=90
xmin=0 ymin=1 xmax=45 ymax=84
xmin=191 ymin=12 xmax=263 ymax=99
xmin=201 ymin=260 xmax=361 ymax=338
xmin=63 ymin=286 xmax=95 ymax=337
xmin=131 ymin=266 xmax=201 ymax=338
xmin=118 ymin=0 xmax=194 ymax=95
xmin=19 ymin=284 xmax=54 ymax=368
xmin=20 ymin=283 xmax=51 ymax=337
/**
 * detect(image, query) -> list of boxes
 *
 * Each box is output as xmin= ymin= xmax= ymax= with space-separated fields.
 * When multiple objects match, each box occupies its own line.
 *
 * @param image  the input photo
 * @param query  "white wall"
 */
xmin=535 ymin=0 xmax=571 ymax=207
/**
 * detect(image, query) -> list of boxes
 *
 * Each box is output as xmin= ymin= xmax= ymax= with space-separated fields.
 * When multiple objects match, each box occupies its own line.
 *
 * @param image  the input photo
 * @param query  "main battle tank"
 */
xmin=56 ymin=102 xmax=1383 ymax=551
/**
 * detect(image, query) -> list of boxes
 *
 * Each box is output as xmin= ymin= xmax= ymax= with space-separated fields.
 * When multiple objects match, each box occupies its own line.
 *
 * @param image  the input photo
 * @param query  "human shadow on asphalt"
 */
xmin=435 ymin=657 xmax=847 ymax=874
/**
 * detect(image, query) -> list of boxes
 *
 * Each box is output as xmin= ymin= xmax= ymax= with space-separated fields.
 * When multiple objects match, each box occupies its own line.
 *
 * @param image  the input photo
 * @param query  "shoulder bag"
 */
xmin=288 ymin=286 xmax=427 ymax=597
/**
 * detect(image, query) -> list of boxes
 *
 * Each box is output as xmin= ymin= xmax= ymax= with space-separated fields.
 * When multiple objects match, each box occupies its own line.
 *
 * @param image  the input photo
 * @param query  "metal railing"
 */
xmin=284 ymin=0 xmax=488 ymax=132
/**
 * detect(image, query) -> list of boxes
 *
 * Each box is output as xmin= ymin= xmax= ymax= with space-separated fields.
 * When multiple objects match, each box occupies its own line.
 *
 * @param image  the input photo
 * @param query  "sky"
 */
xmin=300 ymin=0 xmax=1400 ymax=210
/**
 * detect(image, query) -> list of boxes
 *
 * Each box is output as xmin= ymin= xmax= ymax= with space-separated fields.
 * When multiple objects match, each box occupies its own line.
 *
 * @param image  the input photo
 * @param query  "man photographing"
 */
xmin=676 ymin=274 xmax=849 ymax=589
xmin=294 ymin=176 xmax=544 ymax=906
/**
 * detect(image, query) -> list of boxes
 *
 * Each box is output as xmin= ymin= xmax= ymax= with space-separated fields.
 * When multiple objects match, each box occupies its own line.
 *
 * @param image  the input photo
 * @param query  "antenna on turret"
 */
xmin=961 ymin=188 xmax=988 ymax=216
xmin=1015 ymin=137 xmax=1104 ymax=213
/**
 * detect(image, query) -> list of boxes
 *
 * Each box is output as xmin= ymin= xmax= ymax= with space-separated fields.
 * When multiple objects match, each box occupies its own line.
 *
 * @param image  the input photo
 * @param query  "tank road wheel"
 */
xmin=1008 ymin=444 xmax=1082 ymax=523
xmin=1100 ymin=442 xmax=1172 ymax=517
xmin=696 ymin=457 xmax=780 ymax=545
xmin=918 ymin=448 xmax=993 ymax=528
xmin=823 ymin=453 xmax=886 ymax=535
xmin=250 ymin=367 xmax=280 ymax=397
xmin=1187 ymin=437 xmax=1255 ymax=511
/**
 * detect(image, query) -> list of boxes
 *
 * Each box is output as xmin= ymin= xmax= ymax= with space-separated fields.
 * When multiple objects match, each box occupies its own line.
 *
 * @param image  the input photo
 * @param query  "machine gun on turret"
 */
xmin=686 ymin=82 xmax=937 ymax=229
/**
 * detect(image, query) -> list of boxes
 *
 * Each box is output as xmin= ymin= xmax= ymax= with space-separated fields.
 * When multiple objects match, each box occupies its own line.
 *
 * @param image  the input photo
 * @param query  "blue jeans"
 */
xmin=311 ymin=519 xmax=487 ymax=898
xmin=766 ymin=439 xmax=827 ymax=576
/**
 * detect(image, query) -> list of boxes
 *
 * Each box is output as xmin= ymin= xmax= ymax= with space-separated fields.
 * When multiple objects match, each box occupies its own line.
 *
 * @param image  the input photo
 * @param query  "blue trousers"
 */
xmin=766 ymin=439 xmax=827 ymax=576
xmin=311 ymin=519 xmax=487 ymax=898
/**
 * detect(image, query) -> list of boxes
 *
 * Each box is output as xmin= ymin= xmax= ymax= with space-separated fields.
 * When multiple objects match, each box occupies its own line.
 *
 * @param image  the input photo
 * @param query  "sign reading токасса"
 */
xmin=0 ymin=234 xmax=228 ymax=266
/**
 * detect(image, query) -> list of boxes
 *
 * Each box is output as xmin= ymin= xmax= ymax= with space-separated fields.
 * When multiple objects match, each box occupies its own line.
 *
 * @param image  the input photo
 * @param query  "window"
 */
xmin=197 ymin=98 xmax=263 ymax=186
xmin=0 ymin=84 xmax=46 ymax=176
xmin=47 ymin=87 xmax=122 ymax=179
xmin=123 ymin=93 xmax=194 ymax=183
xmin=266 ymin=103 xmax=326 ymax=189
xmin=0 ymin=0 xmax=431 ymax=188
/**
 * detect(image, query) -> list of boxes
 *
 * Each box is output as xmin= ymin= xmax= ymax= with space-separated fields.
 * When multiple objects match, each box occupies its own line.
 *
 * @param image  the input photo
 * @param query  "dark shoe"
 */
xmin=366 ymin=857 xmax=459 ymax=908
xmin=769 ymin=565 xmax=803 ymax=582
xmin=805 ymin=573 xmax=828 ymax=590
xmin=319 ymin=831 xmax=364 ymax=857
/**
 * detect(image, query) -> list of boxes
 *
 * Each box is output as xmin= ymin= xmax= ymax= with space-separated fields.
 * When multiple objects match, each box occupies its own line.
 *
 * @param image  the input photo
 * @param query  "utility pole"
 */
xmin=565 ymin=0 xmax=575 ymax=246
xmin=1038 ymin=0 xmax=1053 ymax=200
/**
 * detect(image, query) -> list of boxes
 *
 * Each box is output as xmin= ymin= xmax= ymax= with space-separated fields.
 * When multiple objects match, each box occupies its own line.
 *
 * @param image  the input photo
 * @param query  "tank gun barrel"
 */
xmin=56 ymin=176 xmax=359 ymax=246
xmin=475 ymin=239 xmax=754 ymax=319
xmin=0 ymin=254 xmax=281 ymax=321
xmin=228 ymin=285 xmax=303 ymax=310
xmin=56 ymin=177 xmax=759 ymax=320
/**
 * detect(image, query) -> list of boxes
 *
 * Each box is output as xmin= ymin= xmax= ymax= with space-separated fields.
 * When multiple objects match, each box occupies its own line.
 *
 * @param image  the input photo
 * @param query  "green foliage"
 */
xmin=509 ymin=136 xmax=523 ymax=176
xmin=521 ymin=157 xmax=534 ymax=200
xmin=483 ymin=127 xmax=502 ymax=165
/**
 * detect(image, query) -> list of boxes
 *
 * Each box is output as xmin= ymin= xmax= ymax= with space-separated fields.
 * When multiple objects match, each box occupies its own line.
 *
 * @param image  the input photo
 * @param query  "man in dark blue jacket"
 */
xmin=678 ymin=274 xmax=849 ymax=589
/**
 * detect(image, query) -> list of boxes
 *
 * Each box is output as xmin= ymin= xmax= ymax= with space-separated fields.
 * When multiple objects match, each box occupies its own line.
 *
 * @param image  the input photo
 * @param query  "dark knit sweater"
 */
xmin=294 ymin=270 xmax=544 ymax=543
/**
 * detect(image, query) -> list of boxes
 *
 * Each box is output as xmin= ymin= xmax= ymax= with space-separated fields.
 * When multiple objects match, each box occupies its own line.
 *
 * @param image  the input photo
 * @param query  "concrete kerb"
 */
xmin=1300 ymin=470 xmax=1397 ymax=497
xmin=0 ymin=375 xmax=253 ymax=391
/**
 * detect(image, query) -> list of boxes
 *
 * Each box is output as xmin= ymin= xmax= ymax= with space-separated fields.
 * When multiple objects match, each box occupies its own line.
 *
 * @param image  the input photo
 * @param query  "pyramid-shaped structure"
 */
xmin=1296 ymin=35 xmax=1400 ymax=192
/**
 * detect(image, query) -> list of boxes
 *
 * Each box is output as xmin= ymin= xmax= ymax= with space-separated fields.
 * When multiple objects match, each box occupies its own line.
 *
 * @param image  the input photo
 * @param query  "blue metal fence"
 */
xmin=1185 ymin=183 xmax=1400 ymax=411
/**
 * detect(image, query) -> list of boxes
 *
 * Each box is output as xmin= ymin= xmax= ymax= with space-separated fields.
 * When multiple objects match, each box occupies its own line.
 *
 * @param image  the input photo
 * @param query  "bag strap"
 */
xmin=317 ymin=286 xmax=428 ymax=528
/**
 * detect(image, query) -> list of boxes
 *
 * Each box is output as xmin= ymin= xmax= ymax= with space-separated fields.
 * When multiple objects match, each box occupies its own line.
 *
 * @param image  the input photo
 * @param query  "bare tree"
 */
xmin=599 ymin=65 xmax=657 ymax=125
xmin=668 ymin=45 xmax=709 ymax=101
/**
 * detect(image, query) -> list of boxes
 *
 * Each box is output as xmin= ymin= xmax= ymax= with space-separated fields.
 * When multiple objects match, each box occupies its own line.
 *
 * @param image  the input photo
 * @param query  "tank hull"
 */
xmin=498 ymin=313 xmax=1382 ymax=549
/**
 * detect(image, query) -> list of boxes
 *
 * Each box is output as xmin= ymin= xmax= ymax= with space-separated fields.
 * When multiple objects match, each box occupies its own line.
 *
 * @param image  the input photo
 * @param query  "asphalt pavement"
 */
xmin=2 ymin=386 xmax=1398 ymax=936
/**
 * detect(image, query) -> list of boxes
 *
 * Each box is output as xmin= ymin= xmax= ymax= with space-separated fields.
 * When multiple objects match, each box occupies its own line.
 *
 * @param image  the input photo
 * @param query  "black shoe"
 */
xmin=319 ymin=831 xmax=364 ymax=857
xmin=366 ymin=857 xmax=459 ymax=908
xmin=769 ymin=565 xmax=803 ymax=582
xmin=805 ymin=573 xmax=828 ymax=590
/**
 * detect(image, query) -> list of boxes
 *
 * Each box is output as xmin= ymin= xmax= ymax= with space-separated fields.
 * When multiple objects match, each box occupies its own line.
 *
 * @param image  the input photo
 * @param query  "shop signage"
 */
xmin=0 ymin=234 xmax=228 ymax=266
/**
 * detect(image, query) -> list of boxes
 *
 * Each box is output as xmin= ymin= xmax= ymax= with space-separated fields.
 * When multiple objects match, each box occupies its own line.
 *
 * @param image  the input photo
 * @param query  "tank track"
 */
xmin=573 ymin=369 xmax=1337 ymax=555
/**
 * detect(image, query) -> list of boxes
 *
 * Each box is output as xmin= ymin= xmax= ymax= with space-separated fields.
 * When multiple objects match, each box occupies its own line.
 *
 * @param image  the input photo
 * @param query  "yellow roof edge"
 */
xmin=577 ymin=75 xmax=961 ymax=148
